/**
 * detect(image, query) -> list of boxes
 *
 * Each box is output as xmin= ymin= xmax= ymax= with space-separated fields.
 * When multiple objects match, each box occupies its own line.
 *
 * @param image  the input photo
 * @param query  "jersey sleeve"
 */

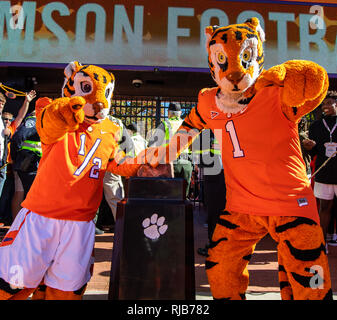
xmin=182 ymin=89 xmax=209 ymax=132
xmin=106 ymin=150 xmax=141 ymax=177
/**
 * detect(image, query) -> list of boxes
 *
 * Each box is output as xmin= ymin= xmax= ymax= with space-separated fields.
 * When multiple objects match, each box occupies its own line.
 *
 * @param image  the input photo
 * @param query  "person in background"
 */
xmin=95 ymin=115 xmax=135 ymax=234
xmin=0 ymin=90 xmax=36 ymax=226
xmin=148 ymin=103 xmax=193 ymax=197
xmin=10 ymin=111 xmax=41 ymax=220
xmin=303 ymin=91 xmax=337 ymax=251
xmin=192 ymin=129 xmax=227 ymax=257
xmin=126 ymin=123 xmax=147 ymax=156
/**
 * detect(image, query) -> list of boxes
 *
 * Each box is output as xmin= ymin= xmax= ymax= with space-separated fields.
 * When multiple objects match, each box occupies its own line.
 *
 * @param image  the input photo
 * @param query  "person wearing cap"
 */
xmin=126 ymin=123 xmax=148 ymax=156
xmin=148 ymin=103 xmax=193 ymax=197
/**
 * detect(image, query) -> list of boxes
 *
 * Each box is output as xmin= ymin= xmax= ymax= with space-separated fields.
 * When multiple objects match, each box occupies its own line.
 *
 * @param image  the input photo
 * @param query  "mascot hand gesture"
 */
xmin=256 ymin=59 xmax=328 ymax=121
xmin=36 ymin=96 xmax=86 ymax=144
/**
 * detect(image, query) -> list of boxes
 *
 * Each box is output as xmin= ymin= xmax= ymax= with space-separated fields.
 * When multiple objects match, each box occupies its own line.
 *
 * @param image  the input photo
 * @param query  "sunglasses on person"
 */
xmin=2 ymin=117 xmax=13 ymax=122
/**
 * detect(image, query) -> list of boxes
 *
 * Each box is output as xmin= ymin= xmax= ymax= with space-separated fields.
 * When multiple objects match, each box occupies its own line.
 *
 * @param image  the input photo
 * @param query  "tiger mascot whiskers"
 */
xmin=141 ymin=17 xmax=332 ymax=300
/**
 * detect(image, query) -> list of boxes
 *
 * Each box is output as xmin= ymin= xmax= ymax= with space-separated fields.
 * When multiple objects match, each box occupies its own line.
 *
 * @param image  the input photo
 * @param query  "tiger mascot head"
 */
xmin=205 ymin=17 xmax=265 ymax=114
xmin=62 ymin=61 xmax=115 ymax=123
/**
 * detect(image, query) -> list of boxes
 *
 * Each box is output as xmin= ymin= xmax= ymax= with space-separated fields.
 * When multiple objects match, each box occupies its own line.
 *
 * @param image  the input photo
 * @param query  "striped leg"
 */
xmin=44 ymin=284 xmax=87 ymax=300
xmin=31 ymin=282 xmax=47 ymax=300
xmin=278 ymin=256 xmax=294 ymax=300
xmin=0 ymin=278 xmax=35 ymax=300
xmin=206 ymin=211 xmax=267 ymax=300
xmin=270 ymin=217 xmax=332 ymax=300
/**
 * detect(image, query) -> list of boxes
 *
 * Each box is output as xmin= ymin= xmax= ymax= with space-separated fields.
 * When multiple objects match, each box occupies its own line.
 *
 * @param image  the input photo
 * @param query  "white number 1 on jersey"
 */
xmin=225 ymin=120 xmax=244 ymax=158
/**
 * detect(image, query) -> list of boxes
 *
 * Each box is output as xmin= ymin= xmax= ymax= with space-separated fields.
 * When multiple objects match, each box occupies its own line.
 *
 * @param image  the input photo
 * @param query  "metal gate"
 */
xmin=110 ymin=95 xmax=201 ymax=203
xmin=110 ymin=95 xmax=197 ymax=140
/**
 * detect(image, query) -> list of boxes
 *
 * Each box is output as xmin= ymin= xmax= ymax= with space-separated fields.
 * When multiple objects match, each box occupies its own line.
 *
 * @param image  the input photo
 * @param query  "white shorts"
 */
xmin=0 ymin=208 xmax=95 ymax=291
xmin=314 ymin=182 xmax=337 ymax=200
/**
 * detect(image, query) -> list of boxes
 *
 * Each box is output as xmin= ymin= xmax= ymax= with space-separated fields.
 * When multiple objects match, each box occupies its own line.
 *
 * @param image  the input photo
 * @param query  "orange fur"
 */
xmin=255 ymin=60 xmax=329 ymax=122
xmin=206 ymin=212 xmax=332 ymax=300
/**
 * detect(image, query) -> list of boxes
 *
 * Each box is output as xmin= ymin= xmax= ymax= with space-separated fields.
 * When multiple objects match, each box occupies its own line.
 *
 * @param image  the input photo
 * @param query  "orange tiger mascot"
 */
xmin=0 ymin=61 xmax=145 ymax=300
xmin=142 ymin=18 xmax=332 ymax=300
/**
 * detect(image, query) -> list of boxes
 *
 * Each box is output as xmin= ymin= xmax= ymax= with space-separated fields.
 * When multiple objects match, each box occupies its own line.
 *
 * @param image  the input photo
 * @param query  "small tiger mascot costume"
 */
xmin=0 ymin=61 xmax=141 ymax=300
xmin=142 ymin=18 xmax=332 ymax=300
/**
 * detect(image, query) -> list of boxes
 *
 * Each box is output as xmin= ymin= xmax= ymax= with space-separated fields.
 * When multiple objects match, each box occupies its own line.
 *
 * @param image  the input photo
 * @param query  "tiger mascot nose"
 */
xmin=226 ymin=71 xmax=245 ymax=85
xmin=93 ymin=102 xmax=105 ymax=114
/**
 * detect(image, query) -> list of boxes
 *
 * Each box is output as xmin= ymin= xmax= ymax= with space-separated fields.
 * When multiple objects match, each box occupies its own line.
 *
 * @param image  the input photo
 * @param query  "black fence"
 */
xmin=110 ymin=96 xmax=197 ymax=140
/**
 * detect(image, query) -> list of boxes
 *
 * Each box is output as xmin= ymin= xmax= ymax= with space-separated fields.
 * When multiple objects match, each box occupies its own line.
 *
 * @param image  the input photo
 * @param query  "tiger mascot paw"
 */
xmin=51 ymin=96 xmax=86 ymax=129
xmin=137 ymin=163 xmax=174 ymax=178
xmin=256 ymin=60 xmax=328 ymax=108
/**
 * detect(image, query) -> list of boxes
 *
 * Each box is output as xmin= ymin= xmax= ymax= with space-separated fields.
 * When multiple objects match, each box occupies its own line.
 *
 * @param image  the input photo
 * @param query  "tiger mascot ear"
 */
xmin=109 ymin=71 xmax=116 ymax=83
xmin=204 ymin=18 xmax=265 ymax=51
xmin=205 ymin=25 xmax=218 ymax=51
xmin=244 ymin=17 xmax=265 ymax=43
xmin=64 ymin=61 xmax=82 ymax=79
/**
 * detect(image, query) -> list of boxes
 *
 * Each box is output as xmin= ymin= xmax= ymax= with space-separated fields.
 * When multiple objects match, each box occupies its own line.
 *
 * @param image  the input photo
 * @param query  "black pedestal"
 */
xmin=108 ymin=177 xmax=195 ymax=300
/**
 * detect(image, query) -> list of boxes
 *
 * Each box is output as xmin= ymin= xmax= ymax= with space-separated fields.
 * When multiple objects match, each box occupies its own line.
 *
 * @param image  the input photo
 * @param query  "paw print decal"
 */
xmin=142 ymin=213 xmax=168 ymax=240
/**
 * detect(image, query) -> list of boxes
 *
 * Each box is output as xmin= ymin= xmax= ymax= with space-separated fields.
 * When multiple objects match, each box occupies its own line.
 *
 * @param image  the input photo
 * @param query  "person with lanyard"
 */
xmin=10 ymin=111 xmax=42 ymax=220
xmin=303 ymin=91 xmax=337 ymax=250
xmin=148 ymin=103 xmax=193 ymax=197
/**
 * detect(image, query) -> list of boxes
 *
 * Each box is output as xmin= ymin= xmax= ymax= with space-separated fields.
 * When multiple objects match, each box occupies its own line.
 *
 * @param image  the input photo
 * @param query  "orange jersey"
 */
xmin=183 ymin=86 xmax=319 ymax=223
xmin=22 ymin=100 xmax=124 ymax=222
xmin=6 ymin=122 xmax=17 ymax=163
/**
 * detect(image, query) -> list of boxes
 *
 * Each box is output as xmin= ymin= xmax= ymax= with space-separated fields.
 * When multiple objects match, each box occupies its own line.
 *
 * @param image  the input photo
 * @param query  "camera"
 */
xmin=132 ymin=79 xmax=143 ymax=88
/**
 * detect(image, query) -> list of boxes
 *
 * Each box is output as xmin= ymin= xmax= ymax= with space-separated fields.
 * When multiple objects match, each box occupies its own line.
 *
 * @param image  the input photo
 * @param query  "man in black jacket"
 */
xmin=303 ymin=91 xmax=337 ymax=249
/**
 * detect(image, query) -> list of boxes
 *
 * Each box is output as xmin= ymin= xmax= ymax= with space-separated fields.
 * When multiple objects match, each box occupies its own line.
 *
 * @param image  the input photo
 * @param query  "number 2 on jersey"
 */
xmin=225 ymin=120 xmax=244 ymax=158
xmin=74 ymin=134 xmax=102 ymax=178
